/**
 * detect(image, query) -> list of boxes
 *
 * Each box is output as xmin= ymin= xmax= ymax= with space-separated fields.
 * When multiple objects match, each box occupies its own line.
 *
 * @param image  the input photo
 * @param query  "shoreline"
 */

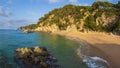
xmin=53 ymin=31 xmax=120 ymax=68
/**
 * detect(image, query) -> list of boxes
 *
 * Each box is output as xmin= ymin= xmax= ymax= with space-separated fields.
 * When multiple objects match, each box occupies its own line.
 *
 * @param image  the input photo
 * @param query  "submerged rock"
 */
xmin=14 ymin=46 xmax=59 ymax=68
xmin=0 ymin=52 xmax=13 ymax=68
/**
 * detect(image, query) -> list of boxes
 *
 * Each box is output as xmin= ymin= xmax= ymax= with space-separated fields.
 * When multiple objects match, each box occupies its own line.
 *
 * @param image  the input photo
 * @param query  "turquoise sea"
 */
xmin=0 ymin=29 xmax=88 ymax=68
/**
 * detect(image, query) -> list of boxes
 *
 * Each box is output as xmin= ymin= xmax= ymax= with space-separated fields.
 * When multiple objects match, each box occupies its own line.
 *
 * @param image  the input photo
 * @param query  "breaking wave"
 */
xmin=77 ymin=45 xmax=109 ymax=68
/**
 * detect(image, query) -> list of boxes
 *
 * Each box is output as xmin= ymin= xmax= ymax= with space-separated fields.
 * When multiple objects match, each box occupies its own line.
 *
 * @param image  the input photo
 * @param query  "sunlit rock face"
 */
xmin=14 ymin=46 xmax=58 ymax=68
xmin=34 ymin=24 xmax=59 ymax=33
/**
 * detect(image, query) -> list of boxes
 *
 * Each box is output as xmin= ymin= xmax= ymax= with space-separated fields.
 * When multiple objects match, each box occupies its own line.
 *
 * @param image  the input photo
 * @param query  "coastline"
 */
xmin=53 ymin=31 xmax=120 ymax=68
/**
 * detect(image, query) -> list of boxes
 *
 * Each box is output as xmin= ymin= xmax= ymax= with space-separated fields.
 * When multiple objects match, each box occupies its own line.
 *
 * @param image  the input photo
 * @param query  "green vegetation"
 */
xmin=112 ymin=19 xmax=120 ymax=32
xmin=94 ymin=10 xmax=103 ymax=18
xmin=19 ymin=24 xmax=38 ymax=30
xmin=19 ymin=1 xmax=120 ymax=34
xmin=84 ymin=15 xmax=102 ymax=31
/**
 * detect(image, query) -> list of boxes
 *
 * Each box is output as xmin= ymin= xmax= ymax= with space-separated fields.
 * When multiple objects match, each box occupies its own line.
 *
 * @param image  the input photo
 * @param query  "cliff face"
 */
xmin=19 ymin=1 xmax=120 ymax=34
xmin=34 ymin=24 xmax=59 ymax=33
xmin=96 ymin=13 xmax=118 ymax=26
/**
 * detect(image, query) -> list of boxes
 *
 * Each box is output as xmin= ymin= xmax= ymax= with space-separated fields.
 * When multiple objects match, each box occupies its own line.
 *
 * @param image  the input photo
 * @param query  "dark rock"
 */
xmin=14 ymin=46 xmax=59 ymax=68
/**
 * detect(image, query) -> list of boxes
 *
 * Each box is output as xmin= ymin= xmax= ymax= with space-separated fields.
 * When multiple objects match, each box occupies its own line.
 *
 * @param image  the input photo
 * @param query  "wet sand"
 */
xmin=54 ymin=31 xmax=120 ymax=68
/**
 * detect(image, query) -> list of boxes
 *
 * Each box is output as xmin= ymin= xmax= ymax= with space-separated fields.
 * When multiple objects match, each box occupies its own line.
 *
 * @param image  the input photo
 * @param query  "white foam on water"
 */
xmin=83 ymin=56 xmax=108 ymax=68
xmin=90 ymin=56 xmax=108 ymax=64
xmin=77 ymin=45 xmax=109 ymax=68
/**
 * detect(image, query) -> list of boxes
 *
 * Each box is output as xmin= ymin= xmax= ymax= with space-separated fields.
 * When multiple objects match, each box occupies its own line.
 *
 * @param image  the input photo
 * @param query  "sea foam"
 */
xmin=77 ymin=45 xmax=109 ymax=68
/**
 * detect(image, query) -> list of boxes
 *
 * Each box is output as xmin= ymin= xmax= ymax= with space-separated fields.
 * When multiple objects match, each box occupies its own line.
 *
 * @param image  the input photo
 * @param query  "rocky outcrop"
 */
xmin=35 ymin=24 xmax=59 ymax=33
xmin=77 ymin=11 xmax=90 ymax=31
xmin=14 ymin=46 xmax=58 ymax=68
xmin=96 ymin=13 xmax=118 ymax=26
xmin=78 ymin=19 xmax=84 ymax=30
xmin=66 ymin=24 xmax=78 ymax=32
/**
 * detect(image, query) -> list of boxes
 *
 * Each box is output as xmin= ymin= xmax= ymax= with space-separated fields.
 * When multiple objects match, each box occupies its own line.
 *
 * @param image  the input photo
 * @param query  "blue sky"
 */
xmin=0 ymin=0 xmax=119 ymax=29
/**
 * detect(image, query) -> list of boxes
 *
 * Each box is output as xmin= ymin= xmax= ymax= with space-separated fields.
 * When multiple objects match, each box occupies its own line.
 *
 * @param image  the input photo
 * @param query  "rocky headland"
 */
xmin=19 ymin=1 xmax=120 ymax=35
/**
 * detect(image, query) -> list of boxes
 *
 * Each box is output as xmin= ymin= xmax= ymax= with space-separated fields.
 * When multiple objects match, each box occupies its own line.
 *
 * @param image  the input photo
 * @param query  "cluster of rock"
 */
xmin=14 ymin=46 xmax=58 ymax=68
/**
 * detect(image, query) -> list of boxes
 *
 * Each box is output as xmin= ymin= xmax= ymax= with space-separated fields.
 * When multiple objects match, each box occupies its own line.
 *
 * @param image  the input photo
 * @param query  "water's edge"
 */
xmin=62 ymin=36 xmax=110 ymax=68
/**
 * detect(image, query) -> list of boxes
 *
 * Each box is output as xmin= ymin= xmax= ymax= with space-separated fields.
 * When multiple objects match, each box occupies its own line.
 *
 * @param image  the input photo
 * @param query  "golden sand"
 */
xmin=54 ymin=31 xmax=120 ymax=68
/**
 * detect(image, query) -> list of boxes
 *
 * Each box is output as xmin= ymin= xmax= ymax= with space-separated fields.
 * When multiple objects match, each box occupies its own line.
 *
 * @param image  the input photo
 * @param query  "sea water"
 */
xmin=0 ymin=29 xmax=88 ymax=68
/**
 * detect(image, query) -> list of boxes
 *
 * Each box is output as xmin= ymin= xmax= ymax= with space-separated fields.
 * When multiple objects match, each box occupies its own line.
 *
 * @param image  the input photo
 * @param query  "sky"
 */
xmin=0 ymin=0 xmax=119 ymax=29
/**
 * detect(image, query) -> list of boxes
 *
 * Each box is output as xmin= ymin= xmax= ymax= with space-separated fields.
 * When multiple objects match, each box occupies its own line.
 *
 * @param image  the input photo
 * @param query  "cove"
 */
xmin=0 ymin=29 xmax=88 ymax=68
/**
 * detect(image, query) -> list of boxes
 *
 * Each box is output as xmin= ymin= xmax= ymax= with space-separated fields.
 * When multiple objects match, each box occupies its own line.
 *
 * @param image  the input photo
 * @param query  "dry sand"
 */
xmin=54 ymin=31 xmax=120 ymax=68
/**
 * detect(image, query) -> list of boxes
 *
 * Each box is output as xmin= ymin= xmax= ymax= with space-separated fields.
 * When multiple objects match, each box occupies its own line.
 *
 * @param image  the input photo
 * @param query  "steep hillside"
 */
xmin=19 ymin=1 xmax=120 ymax=34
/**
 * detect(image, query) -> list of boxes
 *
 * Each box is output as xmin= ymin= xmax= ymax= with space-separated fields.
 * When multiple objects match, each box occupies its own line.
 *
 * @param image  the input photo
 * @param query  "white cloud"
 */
xmin=0 ymin=6 xmax=12 ymax=17
xmin=69 ymin=0 xmax=78 ymax=3
xmin=48 ymin=0 xmax=61 ymax=3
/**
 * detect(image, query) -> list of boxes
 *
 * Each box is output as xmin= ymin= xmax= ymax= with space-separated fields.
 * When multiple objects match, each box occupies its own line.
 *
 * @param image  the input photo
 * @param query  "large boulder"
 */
xmin=14 ymin=46 xmax=59 ymax=68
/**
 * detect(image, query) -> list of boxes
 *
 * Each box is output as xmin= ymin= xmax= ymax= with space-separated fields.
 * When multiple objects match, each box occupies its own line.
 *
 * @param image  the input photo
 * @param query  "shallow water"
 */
xmin=0 ymin=29 xmax=88 ymax=68
xmin=77 ymin=43 xmax=109 ymax=68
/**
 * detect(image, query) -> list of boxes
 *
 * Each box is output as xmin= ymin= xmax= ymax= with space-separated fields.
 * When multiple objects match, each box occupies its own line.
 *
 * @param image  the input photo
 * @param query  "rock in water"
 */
xmin=14 ymin=46 xmax=59 ymax=68
xmin=23 ymin=30 xmax=33 ymax=34
xmin=0 ymin=52 xmax=13 ymax=68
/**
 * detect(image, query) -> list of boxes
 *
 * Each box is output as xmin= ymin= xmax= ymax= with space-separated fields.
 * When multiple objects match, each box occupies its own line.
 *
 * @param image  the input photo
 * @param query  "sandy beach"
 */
xmin=54 ymin=31 xmax=120 ymax=68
